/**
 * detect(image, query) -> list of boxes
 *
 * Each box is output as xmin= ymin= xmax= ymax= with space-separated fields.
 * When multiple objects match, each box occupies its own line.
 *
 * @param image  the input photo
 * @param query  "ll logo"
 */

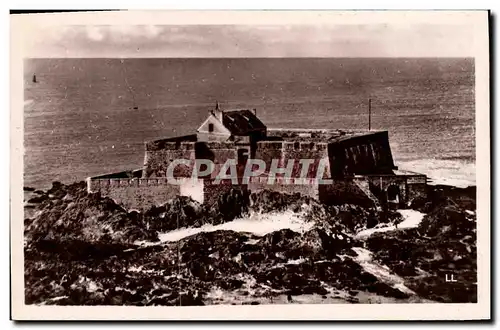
xmin=445 ymin=274 xmax=457 ymax=282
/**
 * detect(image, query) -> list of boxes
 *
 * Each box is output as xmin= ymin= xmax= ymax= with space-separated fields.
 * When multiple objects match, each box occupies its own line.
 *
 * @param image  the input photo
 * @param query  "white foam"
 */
xmin=398 ymin=159 xmax=475 ymax=188
xmin=356 ymin=209 xmax=425 ymax=238
xmin=397 ymin=209 xmax=426 ymax=229
xmin=156 ymin=210 xmax=314 ymax=243
xmin=286 ymin=257 xmax=307 ymax=265
xmin=39 ymin=296 xmax=69 ymax=305
xmin=24 ymin=99 xmax=34 ymax=106
xmin=351 ymin=247 xmax=415 ymax=296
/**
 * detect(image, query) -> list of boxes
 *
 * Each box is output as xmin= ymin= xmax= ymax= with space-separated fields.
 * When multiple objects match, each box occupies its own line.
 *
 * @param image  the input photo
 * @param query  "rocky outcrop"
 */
xmin=205 ymin=188 xmax=250 ymax=224
xmin=24 ymin=181 xmax=156 ymax=250
xmin=24 ymin=181 xmax=477 ymax=305
xmin=366 ymin=186 xmax=477 ymax=303
xmin=419 ymin=203 xmax=476 ymax=239
xmin=25 ymin=182 xmax=252 ymax=249
xmin=25 ymin=224 xmax=406 ymax=305
xmin=250 ymin=189 xmax=318 ymax=213
xmin=142 ymin=196 xmax=205 ymax=233
xmin=410 ymin=185 xmax=476 ymax=213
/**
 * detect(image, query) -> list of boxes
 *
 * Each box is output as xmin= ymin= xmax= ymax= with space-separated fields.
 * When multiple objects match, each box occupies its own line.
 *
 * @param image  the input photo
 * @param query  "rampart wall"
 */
xmin=87 ymin=173 xmax=426 ymax=211
xmin=143 ymin=141 xmax=239 ymax=179
xmin=255 ymin=141 xmax=330 ymax=178
xmin=200 ymin=142 xmax=238 ymax=180
xmin=266 ymin=128 xmax=346 ymax=142
xmin=145 ymin=134 xmax=197 ymax=150
xmin=87 ymin=177 xmax=204 ymax=210
xmin=143 ymin=142 xmax=197 ymax=178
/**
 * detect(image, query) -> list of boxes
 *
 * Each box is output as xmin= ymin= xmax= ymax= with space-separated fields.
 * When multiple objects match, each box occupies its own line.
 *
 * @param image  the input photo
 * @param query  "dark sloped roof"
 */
xmin=222 ymin=110 xmax=266 ymax=135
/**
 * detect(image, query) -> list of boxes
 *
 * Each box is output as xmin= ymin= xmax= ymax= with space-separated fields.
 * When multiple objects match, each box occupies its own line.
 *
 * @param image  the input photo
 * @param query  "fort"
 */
xmin=87 ymin=103 xmax=428 ymax=211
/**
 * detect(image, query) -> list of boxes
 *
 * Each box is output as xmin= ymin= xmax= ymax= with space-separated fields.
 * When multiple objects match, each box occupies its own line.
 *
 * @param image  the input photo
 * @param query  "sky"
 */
xmin=22 ymin=23 xmax=476 ymax=58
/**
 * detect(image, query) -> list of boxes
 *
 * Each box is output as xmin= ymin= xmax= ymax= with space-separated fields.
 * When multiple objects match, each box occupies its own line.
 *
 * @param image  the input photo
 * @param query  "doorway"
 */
xmin=386 ymin=184 xmax=400 ymax=209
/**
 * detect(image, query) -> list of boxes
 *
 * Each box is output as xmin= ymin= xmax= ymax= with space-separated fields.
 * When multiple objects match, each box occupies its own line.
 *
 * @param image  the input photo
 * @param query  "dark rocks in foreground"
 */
xmin=410 ymin=185 xmax=476 ymax=213
xmin=367 ymin=185 xmax=477 ymax=303
xmin=23 ymin=181 xmax=477 ymax=305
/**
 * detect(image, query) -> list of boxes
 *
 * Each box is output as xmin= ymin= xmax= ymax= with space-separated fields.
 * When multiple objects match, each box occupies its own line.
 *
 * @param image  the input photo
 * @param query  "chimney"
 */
xmin=253 ymin=108 xmax=257 ymax=116
xmin=214 ymin=101 xmax=223 ymax=122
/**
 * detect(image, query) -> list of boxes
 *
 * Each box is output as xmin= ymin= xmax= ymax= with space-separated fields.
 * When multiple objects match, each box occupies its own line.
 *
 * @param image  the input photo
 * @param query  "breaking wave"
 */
xmin=156 ymin=210 xmax=314 ymax=243
xmin=356 ymin=209 xmax=426 ymax=239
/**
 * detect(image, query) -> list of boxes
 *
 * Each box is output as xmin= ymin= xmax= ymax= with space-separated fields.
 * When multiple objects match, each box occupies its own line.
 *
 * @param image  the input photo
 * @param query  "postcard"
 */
xmin=10 ymin=10 xmax=490 ymax=320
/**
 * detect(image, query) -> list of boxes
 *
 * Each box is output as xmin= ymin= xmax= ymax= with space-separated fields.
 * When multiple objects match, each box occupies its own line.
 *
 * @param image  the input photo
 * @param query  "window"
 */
xmin=208 ymin=123 xmax=214 ymax=133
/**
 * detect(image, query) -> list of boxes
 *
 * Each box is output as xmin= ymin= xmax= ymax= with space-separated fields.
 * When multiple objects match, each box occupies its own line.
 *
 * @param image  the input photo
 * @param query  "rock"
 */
xmin=144 ymin=196 xmax=204 ymax=232
xmin=408 ymin=195 xmax=428 ymax=211
xmin=419 ymin=204 xmax=475 ymax=239
xmin=207 ymin=188 xmax=250 ymax=224
xmin=365 ymin=194 xmax=477 ymax=303
xmin=47 ymin=181 xmax=66 ymax=199
xmin=142 ymin=188 xmax=250 ymax=233
xmin=365 ymin=282 xmax=409 ymax=300
xmin=27 ymin=195 xmax=48 ymax=204
xmin=250 ymin=189 xmax=315 ymax=213
xmin=217 ymin=279 xmax=244 ymax=291
xmin=259 ymin=229 xmax=302 ymax=251
xmin=391 ymin=261 xmax=418 ymax=277
xmin=24 ymin=181 xmax=157 ymax=249
xmin=175 ymin=291 xmax=205 ymax=306
xmin=24 ymin=186 xmax=35 ymax=191
xmin=62 ymin=194 xmax=74 ymax=202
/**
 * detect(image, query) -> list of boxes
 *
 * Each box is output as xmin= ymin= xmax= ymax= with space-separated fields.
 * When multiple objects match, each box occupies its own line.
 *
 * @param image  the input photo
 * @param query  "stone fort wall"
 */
xmin=142 ymin=132 xmax=396 ymax=180
xmin=254 ymin=141 xmax=331 ymax=178
xmin=87 ymin=177 xmax=204 ymax=211
xmin=143 ymin=141 xmax=237 ymax=179
xmin=89 ymin=130 xmax=424 ymax=211
xmin=87 ymin=173 xmax=427 ymax=211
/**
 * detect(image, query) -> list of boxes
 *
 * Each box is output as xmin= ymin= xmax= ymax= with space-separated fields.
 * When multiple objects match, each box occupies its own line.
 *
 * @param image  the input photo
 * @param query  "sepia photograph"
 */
xmin=10 ymin=10 xmax=490 ymax=320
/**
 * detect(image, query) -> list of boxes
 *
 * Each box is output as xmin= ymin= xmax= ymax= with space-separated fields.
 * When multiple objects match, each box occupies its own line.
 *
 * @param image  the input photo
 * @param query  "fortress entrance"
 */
xmin=386 ymin=184 xmax=400 ymax=209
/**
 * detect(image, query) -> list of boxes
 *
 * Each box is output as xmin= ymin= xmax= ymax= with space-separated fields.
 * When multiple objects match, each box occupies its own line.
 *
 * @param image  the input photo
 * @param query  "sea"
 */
xmin=23 ymin=58 xmax=475 ymax=189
